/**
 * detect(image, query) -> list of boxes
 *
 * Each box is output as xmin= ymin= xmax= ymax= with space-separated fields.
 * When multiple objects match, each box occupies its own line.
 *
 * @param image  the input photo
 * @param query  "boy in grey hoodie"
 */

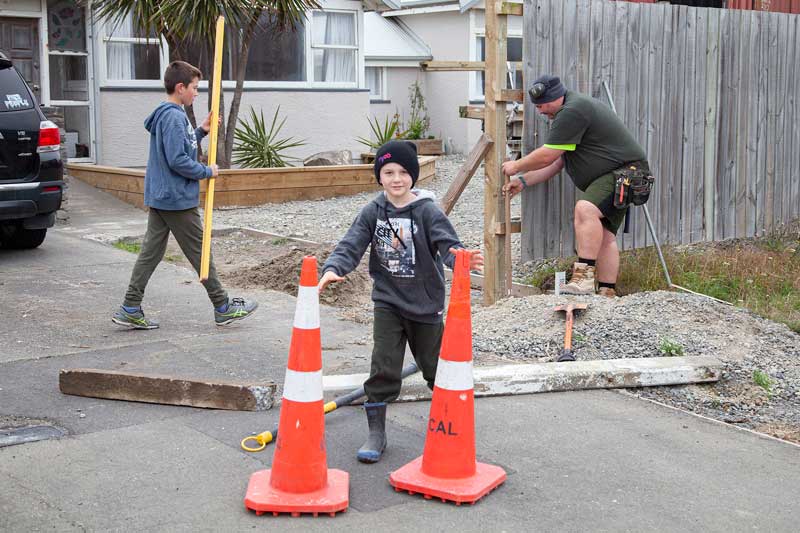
xmin=112 ymin=61 xmax=257 ymax=330
xmin=318 ymin=140 xmax=483 ymax=463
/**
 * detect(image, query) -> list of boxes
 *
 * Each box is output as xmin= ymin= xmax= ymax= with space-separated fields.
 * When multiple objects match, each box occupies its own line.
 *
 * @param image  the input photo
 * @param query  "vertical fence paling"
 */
xmin=521 ymin=0 xmax=800 ymax=260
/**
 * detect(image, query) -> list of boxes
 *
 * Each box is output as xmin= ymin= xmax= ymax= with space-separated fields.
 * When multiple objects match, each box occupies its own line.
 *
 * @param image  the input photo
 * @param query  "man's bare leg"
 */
xmin=573 ymin=200 xmax=604 ymax=259
xmin=596 ymin=228 xmax=620 ymax=284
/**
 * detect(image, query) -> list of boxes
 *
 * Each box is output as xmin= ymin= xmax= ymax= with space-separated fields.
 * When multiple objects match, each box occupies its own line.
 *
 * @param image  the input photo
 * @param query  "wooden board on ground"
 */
xmin=59 ymin=368 xmax=276 ymax=411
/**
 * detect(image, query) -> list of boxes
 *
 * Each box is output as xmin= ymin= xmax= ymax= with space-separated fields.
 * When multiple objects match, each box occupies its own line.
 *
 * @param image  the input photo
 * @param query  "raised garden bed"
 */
xmin=66 ymin=157 xmax=437 ymax=209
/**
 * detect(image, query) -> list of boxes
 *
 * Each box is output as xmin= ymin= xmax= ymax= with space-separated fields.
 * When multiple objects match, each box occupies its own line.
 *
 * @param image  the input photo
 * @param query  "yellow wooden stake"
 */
xmin=200 ymin=16 xmax=225 ymax=281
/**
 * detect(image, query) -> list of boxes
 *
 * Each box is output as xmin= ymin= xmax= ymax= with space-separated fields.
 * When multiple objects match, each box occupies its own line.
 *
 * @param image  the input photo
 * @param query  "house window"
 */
xmin=311 ymin=10 xmax=357 ymax=83
xmin=246 ymin=15 xmax=306 ymax=81
xmin=366 ymin=66 xmax=385 ymax=100
xmin=102 ymin=14 xmax=163 ymax=81
xmin=474 ymin=35 xmax=523 ymax=99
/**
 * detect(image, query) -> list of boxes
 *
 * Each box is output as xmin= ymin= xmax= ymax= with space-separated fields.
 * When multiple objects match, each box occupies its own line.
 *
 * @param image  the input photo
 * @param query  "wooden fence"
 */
xmin=521 ymin=0 xmax=800 ymax=260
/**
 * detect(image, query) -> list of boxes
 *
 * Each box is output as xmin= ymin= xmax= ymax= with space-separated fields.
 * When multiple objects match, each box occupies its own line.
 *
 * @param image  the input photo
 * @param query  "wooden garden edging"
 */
xmin=67 ymin=157 xmax=437 ymax=209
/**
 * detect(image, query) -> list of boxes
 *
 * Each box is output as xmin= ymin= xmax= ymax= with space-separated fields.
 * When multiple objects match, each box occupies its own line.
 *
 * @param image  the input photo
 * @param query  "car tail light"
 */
xmin=43 ymin=186 xmax=61 ymax=192
xmin=37 ymin=120 xmax=60 ymax=153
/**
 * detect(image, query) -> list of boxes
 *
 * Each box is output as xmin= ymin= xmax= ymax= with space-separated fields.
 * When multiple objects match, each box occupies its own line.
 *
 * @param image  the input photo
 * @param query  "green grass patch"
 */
xmin=113 ymin=240 xmax=141 ymax=254
xmin=658 ymin=338 xmax=684 ymax=357
xmin=753 ymin=369 xmax=773 ymax=396
xmin=272 ymin=237 xmax=290 ymax=245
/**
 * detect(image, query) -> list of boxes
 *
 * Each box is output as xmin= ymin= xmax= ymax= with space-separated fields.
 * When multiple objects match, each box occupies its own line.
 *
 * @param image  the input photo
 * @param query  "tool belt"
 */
xmin=612 ymin=160 xmax=654 ymax=208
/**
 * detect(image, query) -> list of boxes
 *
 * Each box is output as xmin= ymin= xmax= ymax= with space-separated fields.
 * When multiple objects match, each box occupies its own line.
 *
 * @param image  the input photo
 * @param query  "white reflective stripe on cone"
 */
xmin=293 ymin=285 xmax=320 ymax=330
xmin=282 ymin=369 xmax=323 ymax=402
xmin=433 ymin=359 xmax=474 ymax=391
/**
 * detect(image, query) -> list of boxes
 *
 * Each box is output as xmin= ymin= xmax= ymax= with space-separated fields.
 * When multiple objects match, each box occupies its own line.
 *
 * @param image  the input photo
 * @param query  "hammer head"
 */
xmin=554 ymin=302 xmax=589 ymax=316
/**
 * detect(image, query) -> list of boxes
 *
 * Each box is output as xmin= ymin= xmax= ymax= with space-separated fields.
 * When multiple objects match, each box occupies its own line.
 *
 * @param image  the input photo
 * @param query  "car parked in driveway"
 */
xmin=0 ymin=50 xmax=63 ymax=249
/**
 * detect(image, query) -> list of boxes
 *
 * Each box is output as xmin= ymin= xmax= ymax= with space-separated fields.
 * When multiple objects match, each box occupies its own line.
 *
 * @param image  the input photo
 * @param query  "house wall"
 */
xmin=0 ymin=0 xmax=41 ymax=12
xmin=397 ymin=12 xmax=476 ymax=154
xmin=97 ymin=89 xmax=371 ymax=168
xmin=369 ymin=67 xmax=422 ymax=133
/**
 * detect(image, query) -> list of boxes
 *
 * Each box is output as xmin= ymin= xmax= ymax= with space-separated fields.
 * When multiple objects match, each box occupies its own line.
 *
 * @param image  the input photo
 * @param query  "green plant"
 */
xmin=272 ymin=237 xmax=290 ymax=245
xmin=403 ymin=80 xmax=430 ymax=140
xmin=114 ymin=240 xmax=141 ymax=254
xmin=356 ymin=115 xmax=403 ymax=149
xmin=233 ymin=106 xmax=306 ymax=168
xmin=753 ymin=369 xmax=773 ymax=395
xmin=658 ymin=338 xmax=684 ymax=357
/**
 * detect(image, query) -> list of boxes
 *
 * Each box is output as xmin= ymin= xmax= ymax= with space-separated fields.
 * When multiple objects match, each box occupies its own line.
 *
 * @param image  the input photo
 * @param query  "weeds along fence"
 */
xmin=521 ymin=0 xmax=800 ymax=260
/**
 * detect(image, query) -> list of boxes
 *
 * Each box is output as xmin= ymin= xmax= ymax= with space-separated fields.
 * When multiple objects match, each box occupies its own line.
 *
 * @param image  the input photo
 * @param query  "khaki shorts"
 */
xmin=579 ymin=172 xmax=628 ymax=235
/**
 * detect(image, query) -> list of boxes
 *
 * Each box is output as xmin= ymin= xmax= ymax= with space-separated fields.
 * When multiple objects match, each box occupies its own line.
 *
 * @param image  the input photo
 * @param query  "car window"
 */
xmin=0 ymin=68 xmax=34 ymax=112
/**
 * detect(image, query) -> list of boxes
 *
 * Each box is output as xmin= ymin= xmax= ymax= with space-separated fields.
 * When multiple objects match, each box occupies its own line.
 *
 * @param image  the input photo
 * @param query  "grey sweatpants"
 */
xmin=123 ymin=207 xmax=228 ymax=308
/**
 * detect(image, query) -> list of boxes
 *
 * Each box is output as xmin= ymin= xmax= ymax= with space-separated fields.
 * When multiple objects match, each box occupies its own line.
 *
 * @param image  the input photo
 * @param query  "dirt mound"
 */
xmin=229 ymin=243 xmax=372 ymax=308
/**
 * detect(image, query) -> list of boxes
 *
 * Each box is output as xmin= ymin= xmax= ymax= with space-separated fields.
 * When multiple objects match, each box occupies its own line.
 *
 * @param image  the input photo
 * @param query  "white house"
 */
xmin=0 ymin=0 xmax=382 ymax=167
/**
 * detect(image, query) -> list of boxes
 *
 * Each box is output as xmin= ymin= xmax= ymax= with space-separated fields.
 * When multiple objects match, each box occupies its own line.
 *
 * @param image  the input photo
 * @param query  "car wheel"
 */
xmin=2 ymin=227 xmax=47 ymax=249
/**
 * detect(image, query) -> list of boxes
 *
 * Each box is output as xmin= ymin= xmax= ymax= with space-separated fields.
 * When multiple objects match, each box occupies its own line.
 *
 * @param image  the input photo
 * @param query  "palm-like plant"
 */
xmin=89 ymin=0 xmax=319 ymax=167
xmin=356 ymin=115 xmax=405 ymax=150
xmin=233 ymin=106 xmax=306 ymax=168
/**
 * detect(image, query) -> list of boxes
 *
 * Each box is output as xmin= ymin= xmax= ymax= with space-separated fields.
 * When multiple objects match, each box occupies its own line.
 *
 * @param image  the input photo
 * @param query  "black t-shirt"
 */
xmin=544 ymin=91 xmax=646 ymax=191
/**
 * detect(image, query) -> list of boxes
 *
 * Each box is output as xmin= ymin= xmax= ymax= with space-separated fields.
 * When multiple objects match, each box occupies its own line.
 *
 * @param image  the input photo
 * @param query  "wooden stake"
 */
xmin=441 ymin=134 xmax=493 ymax=215
xmin=200 ymin=16 xmax=225 ymax=281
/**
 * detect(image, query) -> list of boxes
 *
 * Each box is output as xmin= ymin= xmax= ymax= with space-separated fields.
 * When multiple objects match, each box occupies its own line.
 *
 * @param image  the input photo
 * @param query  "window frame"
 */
xmin=96 ymin=1 xmax=364 ymax=90
xmin=365 ymin=65 xmax=387 ymax=101
xmin=470 ymin=30 xmax=523 ymax=102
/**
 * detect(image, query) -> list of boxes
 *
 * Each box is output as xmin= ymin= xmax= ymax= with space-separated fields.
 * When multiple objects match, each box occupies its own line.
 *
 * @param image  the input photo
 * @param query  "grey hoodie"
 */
xmin=322 ymin=189 xmax=463 ymax=323
xmin=143 ymin=102 xmax=211 ymax=210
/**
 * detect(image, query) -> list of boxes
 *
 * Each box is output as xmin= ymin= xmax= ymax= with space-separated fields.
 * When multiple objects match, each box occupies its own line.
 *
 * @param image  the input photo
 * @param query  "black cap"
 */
xmin=529 ymin=74 xmax=567 ymax=105
xmin=374 ymin=140 xmax=420 ymax=186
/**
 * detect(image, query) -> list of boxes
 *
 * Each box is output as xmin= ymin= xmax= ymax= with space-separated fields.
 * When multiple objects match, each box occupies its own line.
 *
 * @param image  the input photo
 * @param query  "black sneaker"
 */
xmin=214 ymin=297 xmax=258 ymax=326
xmin=112 ymin=307 xmax=159 ymax=330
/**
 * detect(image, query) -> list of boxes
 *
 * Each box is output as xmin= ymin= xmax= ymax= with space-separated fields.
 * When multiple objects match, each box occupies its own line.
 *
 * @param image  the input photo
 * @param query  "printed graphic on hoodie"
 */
xmin=186 ymin=119 xmax=198 ymax=150
xmin=375 ymin=218 xmax=415 ymax=277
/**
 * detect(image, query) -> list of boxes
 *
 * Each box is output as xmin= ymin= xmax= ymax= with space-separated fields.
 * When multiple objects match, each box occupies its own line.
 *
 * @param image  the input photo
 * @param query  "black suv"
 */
xmin=0 ymin=51 xmax=63 ymax=249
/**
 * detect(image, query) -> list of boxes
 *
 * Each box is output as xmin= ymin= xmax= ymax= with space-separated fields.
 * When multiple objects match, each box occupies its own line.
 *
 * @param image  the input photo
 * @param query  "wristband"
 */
xmin=517 ymin=176 xmax=527 ymax=189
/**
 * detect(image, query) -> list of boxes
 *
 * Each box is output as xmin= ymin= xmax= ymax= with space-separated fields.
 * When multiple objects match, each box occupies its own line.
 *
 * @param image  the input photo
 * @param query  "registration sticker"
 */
xmin=4 ymin=94 xmax=30 ymax=109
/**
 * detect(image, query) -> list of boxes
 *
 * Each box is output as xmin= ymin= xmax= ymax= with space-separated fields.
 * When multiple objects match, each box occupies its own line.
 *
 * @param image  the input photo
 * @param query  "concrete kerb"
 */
xmin=323 ymin=356 xmax=723 ymax=403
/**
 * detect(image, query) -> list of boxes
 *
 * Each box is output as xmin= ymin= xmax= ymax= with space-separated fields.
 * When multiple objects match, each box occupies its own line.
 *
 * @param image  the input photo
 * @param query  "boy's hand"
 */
xmin=318 ymin=271 xmax=345 ymax=293
xmin=209 ymin=163 xmax=219 ymax=177
xmin=449 ymin=248 xmax=484 ymax=273
xmin=200 ymin=113 xmax=222 ymax=133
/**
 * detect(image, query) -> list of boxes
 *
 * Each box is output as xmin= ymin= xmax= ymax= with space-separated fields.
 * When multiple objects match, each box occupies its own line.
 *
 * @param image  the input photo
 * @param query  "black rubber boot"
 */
xmin=357 ymin=402 xmax=387 ymax=463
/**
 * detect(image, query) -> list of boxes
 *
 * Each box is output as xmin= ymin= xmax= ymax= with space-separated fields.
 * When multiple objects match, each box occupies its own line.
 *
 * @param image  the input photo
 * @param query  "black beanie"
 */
xmin=374 ymin=140 xmax=420 ymax=186
xmin=529 ymin=74 xmax=567 ymax=105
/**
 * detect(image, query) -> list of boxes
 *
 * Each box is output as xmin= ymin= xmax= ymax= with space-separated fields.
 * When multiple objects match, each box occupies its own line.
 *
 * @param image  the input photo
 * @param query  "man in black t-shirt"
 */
xmin=502 ymin=74 xmax=649 ymax=300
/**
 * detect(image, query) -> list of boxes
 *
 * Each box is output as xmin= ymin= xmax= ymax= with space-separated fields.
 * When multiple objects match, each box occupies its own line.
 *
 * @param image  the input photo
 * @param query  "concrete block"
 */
xmin=59 ymin=368 xmax=276 ymax=411
xmin=322 ymin=356 xmax=722 ymax=403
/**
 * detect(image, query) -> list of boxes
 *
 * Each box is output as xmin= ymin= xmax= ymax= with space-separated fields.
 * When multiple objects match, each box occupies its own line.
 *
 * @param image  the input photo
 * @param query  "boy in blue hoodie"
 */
xmin=318 ymin=140 xmax=483 ymax=463
xmin=112 ymin=61 xmax=257 ymax=329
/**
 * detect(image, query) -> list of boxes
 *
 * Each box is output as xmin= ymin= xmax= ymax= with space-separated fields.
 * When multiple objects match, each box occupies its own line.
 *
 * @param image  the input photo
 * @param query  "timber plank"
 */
xmin=59 ymin=368 xmax=276 ymax=411
xmin=441 ymin=134 xmax=493 ymax=215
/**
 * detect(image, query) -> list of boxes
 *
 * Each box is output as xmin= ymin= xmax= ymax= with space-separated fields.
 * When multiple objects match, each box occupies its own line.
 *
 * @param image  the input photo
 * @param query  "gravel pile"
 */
xmin=214 ymin=156 xmax=800 ymax=443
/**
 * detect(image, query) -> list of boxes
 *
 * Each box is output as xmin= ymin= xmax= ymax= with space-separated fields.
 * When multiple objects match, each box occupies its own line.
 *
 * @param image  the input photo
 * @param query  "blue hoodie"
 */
xmin=143 ymin=102 xmax=212 ymax=210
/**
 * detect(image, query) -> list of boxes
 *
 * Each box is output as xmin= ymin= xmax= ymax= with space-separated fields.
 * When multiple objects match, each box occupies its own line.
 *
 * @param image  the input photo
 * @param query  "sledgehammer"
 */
xmin=241 ymin=361 xmax=420 ymax=451
xmin=554 ymin=302 xmax=588 ymax=362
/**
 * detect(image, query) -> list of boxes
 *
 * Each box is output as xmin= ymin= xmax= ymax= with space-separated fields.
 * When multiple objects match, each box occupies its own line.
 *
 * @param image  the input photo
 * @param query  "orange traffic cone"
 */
xmin=389 ymin=249 xmax=506 ymax=505
xmin=244 ymin=256 xmax=349 ymax=517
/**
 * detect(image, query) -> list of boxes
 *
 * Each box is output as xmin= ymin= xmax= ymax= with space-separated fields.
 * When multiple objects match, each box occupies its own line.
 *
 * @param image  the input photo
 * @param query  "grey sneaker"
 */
xmin=215 ymin=297 xmax=258 ymax=326
xmin=112 ymin=307 xmax=159 ymax=330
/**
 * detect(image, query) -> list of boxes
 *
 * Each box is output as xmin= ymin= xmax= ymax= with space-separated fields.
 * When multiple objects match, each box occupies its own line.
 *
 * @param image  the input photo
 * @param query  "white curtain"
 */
xmin=106 ymin=15 xmax=135 ymax=80
xmin=321 ymin=13 xmax=355 ymax=82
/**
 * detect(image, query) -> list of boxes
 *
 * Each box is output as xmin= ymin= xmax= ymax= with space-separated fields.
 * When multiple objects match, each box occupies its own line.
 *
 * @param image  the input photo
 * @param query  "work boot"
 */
xmin=112 ymin=307 xmax=159 ymax=330
xmin=214 ymin=297 xmax=258 ymax=326
xmin=357 ymin=402 xmax=387 ymax=463
xmin=561 ymin=262 xmax=596 ymax=295
xmin=597 ymin=286 xmax=618 ymax=298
